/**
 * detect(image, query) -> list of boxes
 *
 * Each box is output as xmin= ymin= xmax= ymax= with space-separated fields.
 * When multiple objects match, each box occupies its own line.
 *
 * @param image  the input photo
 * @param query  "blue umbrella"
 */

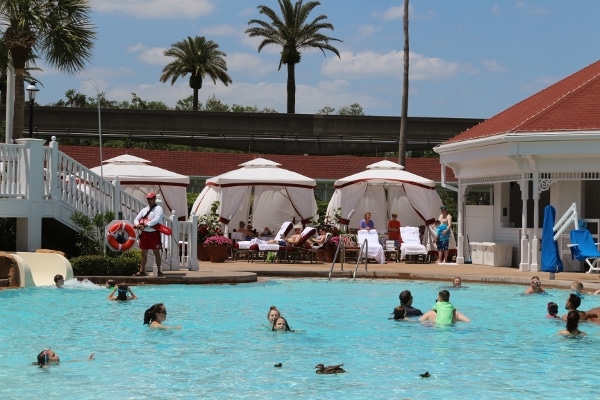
xmin=541 ymin=205 xmax=563 ymax=273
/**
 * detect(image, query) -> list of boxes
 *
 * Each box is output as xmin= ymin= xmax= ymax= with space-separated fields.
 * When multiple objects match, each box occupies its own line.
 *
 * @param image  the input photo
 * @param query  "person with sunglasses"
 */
xmin=143 ymin=303 xmax=181 ymax=329
xmin=524 ymin=276 xmax=546 ymax=294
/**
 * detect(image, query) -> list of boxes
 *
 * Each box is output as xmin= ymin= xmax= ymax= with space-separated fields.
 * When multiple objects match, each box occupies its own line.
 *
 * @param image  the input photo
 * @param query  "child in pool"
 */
xmin=272 ymin=316 xmax=293 ymax=331
xmin=33 ymin=349 xmax=95 ymax=368
xmin=419 ymin=290 xmax=470 ymax=324
xmin=546 ymin=302 xmax=560 ymax=319
xmin=267 ymin=305 xmax=281 ymax=324
xmin=391 ymin=305 xmax=408 ymax=320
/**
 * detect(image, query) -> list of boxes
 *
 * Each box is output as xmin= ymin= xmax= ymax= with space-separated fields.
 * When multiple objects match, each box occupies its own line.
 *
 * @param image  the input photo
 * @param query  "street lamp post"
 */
xmin=26 ymin=83 xmax=40 ymax=138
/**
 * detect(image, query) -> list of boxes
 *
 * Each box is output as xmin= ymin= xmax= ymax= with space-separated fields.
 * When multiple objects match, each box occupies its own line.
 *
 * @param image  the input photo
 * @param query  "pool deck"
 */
xmin=100 ymin=259 xmax=600 ymax=292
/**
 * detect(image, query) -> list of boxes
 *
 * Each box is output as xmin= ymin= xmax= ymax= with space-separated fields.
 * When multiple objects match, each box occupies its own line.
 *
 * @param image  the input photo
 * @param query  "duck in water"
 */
xmin=315 ymin=363 xmax=346 ymax=374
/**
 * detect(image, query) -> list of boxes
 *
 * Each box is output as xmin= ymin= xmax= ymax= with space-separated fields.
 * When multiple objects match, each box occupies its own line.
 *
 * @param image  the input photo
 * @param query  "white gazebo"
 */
xmin=326 ymin=160 xmax=443 ymax=230
xmin=190 ymin=158 xmax=317 ymax=232
xmin=435 ymin=59 xmax=600 ymax=272
xmin=90 ymin=154 xmax=190 ymax=219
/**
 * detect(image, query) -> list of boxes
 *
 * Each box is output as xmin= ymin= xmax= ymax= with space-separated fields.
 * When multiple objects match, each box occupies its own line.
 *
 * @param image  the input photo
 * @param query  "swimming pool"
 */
xmin=1 ymin=278 xmax=598 ymax=399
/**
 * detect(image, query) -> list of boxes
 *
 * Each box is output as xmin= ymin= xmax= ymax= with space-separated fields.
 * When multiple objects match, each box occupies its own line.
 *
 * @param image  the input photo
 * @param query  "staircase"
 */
xmin=0 ymin=137 xmax=198 ymax=271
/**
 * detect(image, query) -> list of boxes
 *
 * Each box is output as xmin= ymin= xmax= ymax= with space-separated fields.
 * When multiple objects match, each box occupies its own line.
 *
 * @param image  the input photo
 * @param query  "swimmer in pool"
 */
xmin=391 ymin=305 xmax=408 ymax=320
xmin=419 ymin=290 xmax=470 ymax=324
xmin=272 ymin=316 xmax=293 ymax=331
xmin=546 ymin=302 xmax=560 ymax=319
xmin=267 ymin=305 xmax=281 ymax=324
xmin=108 ymin=283 xmax=138 ymax=301
xmin=54 ymin=274 xmax=64 ymax=288
xmin=559 ymin=310 xmax=586 ymax=336
xmin=144 ymin=303 xmax=181 ymax=329
xmin=33 ymin=349 xmax=95 ymax=367
xmin=524 ymin=276 xmax=546 ymax=294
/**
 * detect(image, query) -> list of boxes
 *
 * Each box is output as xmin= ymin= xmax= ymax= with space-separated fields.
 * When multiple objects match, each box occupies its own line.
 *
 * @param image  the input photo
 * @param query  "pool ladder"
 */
xmin=328 ymin=240 xmax=368 ymax=281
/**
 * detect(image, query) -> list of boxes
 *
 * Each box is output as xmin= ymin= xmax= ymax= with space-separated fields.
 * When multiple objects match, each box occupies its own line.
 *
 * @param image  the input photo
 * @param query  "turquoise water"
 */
xmin=1 ymin=278 xmax=599 ymax=399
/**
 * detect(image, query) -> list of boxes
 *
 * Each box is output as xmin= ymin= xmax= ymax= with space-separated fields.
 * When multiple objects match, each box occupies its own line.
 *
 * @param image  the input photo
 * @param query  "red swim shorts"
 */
xmin=138 ymin=231 xmax=161 ymax=250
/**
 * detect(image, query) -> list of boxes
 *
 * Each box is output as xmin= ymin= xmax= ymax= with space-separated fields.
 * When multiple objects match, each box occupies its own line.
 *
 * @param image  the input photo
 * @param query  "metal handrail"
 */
xmin=353 ymin=240 xmax=369 ymax=281
xmin=328 ymin=241 xmax=344 ymax=280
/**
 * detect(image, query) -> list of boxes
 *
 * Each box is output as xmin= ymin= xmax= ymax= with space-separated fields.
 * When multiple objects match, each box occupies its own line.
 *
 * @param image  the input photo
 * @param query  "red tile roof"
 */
xmin=59 ymin=146 xmax=456 ymax=183
xmin=446 ymin=59 xmax=600 ymax=144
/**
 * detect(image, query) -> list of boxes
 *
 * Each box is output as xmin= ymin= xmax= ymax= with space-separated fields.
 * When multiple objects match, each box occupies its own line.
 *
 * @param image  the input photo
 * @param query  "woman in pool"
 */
xmin=33 ymin=349 xmax=95 ymax=367
xmin=452 ymin=276 xmax=463 ymax=288
xmin=547 ymin=302 xmax=560 ymax=319
xmin=144 ymin=303 xmax=181 ymax=329
xmin=108 ymin=283 xmax=137 ymax=301
xmin=272 ymin=316 xmax=293 ymax=331
xmin=267 ymin=305 xmax=281 ymax=324
xmin=559 ymin=310 xmax=586 ymax=336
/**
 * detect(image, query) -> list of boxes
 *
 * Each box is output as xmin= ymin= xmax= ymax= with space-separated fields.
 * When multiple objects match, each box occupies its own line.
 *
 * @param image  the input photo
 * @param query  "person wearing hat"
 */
xmin=387 ymin=212 xmax=401 ymax=247
xmin=133 ymin=192 xmax=164 ymax=277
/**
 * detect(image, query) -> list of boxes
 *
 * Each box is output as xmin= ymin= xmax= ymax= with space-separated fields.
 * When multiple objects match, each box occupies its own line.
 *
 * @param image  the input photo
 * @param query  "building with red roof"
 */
xmin=435 ymin=59 xmax=600 ymax=272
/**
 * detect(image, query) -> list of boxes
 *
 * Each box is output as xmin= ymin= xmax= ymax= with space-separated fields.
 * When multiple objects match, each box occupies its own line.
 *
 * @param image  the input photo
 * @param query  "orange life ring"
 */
xmin=106 ymin=221 xmax=137 ymax=251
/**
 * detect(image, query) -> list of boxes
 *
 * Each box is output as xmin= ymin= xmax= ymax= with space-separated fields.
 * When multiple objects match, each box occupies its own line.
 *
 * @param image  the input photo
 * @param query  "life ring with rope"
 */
xmin=106 ymin=221 xmax=137 ymax=251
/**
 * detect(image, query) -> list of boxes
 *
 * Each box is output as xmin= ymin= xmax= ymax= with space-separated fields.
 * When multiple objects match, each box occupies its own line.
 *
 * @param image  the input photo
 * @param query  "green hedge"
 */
xmin=70 ymin=250 xmax=141 ymax=276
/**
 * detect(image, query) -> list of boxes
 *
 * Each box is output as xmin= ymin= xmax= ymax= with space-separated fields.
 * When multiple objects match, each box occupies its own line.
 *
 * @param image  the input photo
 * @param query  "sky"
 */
xmin=29 ymin=0 xmax=600 ymax=119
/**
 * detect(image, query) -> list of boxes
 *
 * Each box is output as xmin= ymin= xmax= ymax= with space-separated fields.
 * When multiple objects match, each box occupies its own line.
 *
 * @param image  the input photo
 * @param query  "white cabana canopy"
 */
xmin=190 ymin=158 xmax=317 ymax=232
xmin=326 ymin=160 xmax=443 ymax=229
xmin=90 ymin=154 xmax=190 ymax=219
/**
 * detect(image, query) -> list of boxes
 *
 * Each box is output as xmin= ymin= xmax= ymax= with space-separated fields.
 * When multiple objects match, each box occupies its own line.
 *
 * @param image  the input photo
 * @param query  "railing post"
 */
xmin=14 ymin=138 xmax=46 ymax=251
xmin=190 ymin=215 xmax=199 ymax=271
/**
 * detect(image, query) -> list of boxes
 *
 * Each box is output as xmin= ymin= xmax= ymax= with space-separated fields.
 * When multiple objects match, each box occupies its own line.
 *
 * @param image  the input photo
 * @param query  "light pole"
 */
xmin=85 ymin=79 xmax=103 ymax=181
xmin=26 ymin=83 xmax=40 ymax=138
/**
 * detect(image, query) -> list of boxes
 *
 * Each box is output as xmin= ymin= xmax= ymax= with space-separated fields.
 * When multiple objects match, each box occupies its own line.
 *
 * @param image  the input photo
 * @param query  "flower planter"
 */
xmin=207 ymin=245 xmax=231 ymax=263
xmin=197 ymin=243 xmax=211 ymax=261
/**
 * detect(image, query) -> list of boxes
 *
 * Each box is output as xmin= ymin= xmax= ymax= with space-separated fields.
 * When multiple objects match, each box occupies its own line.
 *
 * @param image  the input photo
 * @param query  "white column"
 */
xmin=519 ymin=176 xmax=530 ymax=271
xmin=456 ymin=183 xmax=466 ymax=264
xmin=530 ymin=172 xmax=540 ymax=271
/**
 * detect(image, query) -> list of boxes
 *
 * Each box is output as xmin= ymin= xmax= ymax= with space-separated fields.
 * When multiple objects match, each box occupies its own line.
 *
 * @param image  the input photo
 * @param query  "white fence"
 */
xmin=0 ymin=137 xmax=197 ymax=271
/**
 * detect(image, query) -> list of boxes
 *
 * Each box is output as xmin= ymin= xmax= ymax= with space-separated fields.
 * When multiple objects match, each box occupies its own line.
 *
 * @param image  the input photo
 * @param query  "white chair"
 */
xmin=400 ymin=226 xmax=428 ymax=263
xmin=357 ymin=229 xmax=386 ymax=264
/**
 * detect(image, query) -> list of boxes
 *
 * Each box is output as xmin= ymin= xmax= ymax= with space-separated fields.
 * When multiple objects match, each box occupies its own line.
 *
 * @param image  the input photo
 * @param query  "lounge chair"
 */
xmin=233 ymin=221 xmax=293 ymax=262
xmin=400 ymin=226 xmax=428 ymax=263
xmin=569 ymin=229 xmax=600 ymax=273
xmin=357 ymin=229 xmax=385 ymax=264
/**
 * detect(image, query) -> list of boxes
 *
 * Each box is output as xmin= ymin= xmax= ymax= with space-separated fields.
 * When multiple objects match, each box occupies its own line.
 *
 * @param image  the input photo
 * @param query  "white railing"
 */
xmin=0 ymin=138 xmax=198 ymax=271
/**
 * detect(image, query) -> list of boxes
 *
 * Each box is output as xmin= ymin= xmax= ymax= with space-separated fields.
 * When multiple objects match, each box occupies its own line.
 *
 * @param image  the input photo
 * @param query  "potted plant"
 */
xmin=197 ymin=201 xmax=223 ymax=261
xmin=203 ymin=234 xmax=232 ymax=263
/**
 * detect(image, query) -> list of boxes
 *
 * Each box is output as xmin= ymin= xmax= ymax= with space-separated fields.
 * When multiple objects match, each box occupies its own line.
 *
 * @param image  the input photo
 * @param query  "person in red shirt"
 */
xmin=387 ymin=213 xmax=401 ymax=246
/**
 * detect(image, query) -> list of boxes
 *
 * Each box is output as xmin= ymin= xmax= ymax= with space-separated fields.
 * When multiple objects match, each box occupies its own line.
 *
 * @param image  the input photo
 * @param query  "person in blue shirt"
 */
xmin=434 ymin=220 xmax=451 ymax=264
xmin=359 ymin=212 xmax=375 ymax=231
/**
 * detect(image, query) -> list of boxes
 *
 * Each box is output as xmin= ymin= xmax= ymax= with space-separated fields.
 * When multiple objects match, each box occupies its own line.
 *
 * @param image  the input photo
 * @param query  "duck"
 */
xmin=274 ymin=363 xmax=282 ymax=368
xmin=420 ymin=371 xmax=431 ymax=378
xmin=315 ymin=363 xmax=346 ymax=374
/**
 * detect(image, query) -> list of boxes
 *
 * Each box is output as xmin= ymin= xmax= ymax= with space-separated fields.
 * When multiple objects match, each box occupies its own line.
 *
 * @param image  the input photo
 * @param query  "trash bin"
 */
xmin=482 ymin=242 xmax=513 ymax=267
xmin=469 ymin=242 xmax=484 ymax=264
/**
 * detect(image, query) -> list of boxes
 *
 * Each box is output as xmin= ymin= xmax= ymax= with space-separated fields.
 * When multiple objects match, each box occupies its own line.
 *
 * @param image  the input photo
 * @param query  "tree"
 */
xmin=338 ymin=103 xmax=364 ymax=116
xmin=160 ymin=36 xmax=232 ymax=112
xmin=204 ymin=94 xmax=230 ymax=112
xmin=0 ymin=0 xmax=96 ymax=139
xmin=398 ymin=0 xmax=409 ymax=166
xmin=246 ymin=0 xmax=341 ymax=113
xmin=317 ymin=106 xmax=335 ymax=115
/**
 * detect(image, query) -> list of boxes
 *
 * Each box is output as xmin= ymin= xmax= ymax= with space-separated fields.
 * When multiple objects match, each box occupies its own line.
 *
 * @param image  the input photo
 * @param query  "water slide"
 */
xmin=8 ymin=252 xmax=73 ymax=288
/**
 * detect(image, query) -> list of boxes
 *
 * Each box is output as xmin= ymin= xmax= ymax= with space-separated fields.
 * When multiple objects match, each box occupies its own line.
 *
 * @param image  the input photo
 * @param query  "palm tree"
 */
xmin=398 ymin=0 xmax=409 ymax=166
xmin=160 ymin=36 xmax=232 ymax=112
xmin=246 ymin=0 xmax=341 ymax=113
xmin=0 ymin=0 xmax=96 ymax=140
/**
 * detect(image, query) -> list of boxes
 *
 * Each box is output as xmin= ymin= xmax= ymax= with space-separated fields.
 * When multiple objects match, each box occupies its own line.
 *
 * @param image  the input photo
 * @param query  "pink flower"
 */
xmin=204 ymin=235 xmax=232 ymax=247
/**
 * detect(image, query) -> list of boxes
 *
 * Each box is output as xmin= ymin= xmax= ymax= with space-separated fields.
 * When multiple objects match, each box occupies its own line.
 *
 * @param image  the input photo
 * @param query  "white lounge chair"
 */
xmin=357 ymin=229 xmax=386 ymax=264
xmin=400 ymin=226 xmax=428 ymax=263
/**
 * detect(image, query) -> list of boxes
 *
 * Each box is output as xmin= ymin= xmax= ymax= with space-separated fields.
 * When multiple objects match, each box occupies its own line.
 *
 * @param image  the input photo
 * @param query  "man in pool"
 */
xmin=399 ymin=290 xmax=423 ymax=317
xmin=54 ymin=274 xmax=64 ymax=288
xmin=524 ymin=276 xmax=545 ymax=294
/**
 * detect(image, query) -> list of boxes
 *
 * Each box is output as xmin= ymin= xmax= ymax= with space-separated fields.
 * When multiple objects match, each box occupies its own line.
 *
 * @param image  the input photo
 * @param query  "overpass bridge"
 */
xmin=15 ymin=107 xmax=483 ymax=155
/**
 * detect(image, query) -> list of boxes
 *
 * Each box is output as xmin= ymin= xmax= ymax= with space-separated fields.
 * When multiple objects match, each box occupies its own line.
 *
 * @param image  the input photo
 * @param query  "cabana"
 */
xmin=326 ymin=160 xmax=443 ymax=230
xmin=89 ymin=154 xmax=190 ymax=219
xmin=190 ymin=158 xmax=317 ymax=232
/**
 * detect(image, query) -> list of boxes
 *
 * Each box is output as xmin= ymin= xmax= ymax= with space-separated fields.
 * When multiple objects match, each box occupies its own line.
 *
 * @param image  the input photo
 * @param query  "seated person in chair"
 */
xmin=268 ymin=225 xmax=313 ymax=247
xmin=236 ymin=221 xmax=255 ymax=240
xmin=312 ymin=227 xmax=329 ymax=248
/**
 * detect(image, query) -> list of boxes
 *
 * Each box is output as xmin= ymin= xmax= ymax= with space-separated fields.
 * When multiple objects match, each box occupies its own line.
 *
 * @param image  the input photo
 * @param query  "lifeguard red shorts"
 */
xmin=138 ymin=231 xmax=161 ymax=250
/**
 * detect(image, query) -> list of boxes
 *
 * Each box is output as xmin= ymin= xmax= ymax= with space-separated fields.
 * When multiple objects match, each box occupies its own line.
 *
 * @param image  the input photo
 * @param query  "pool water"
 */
xmin=1 ymin=278 xmax=599 ymax=399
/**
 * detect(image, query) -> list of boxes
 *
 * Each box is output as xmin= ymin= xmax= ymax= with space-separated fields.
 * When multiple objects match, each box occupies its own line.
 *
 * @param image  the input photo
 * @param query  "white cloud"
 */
xmin=481 ymin=59 xmax=506 ymax=73
xmin=226 ymin=52 xmax=272 ymax=77
xmin=373 ymin=6 xmax=405 ymax=21
xmin=200 ymin=24 xmax=239 ymax=37
xmin=91 ymin=0 xmax=215 ymax=19
xmin=322 ymin=50 xmax=464 ymax=81
xmin=136 ymin=47 xmax=168 ymax=65
xmin=355 ymin=24 xmax=380 ymax=38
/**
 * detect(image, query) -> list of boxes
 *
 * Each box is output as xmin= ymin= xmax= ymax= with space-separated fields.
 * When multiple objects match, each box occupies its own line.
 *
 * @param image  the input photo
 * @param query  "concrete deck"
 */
xmin=87 ymin=259 xmax=600 ymax=292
